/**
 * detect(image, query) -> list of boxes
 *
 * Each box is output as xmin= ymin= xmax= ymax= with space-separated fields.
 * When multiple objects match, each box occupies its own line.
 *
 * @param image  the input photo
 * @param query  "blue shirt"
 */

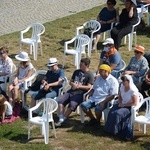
xmin=100 ymin=51 xmax=122 ymax=71
xmin=46 ymin=68 xmax=65 ymax=93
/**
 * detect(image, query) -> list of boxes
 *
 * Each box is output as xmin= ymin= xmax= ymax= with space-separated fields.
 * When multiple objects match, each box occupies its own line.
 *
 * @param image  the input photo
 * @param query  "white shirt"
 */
xmin=89 ymin=74 xmax=119 ymax=105
xmin=4 ymin=101 xmax=12 ymax=116
xmin=120 ymin=84 xmax=139 ymax=105
xmin=18 ymin=62 xmax=34 ymax=80
xmin=0 ymin=56 xmax=13 ymax=81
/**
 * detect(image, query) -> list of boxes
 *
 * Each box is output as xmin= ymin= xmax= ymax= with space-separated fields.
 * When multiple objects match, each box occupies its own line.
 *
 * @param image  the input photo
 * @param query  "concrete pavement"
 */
xmin=0 ymin=0 xmax=106 ymax=36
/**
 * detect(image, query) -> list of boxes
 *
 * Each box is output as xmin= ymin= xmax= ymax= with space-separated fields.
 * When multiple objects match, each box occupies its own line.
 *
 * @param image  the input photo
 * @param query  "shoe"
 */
xmin=55 ymin=120 xmax=64 ymax=127
xmin=84 ymin=118 xmax=97 ymax=127
xmin=93 ymin=121 xmax=101 ymax=130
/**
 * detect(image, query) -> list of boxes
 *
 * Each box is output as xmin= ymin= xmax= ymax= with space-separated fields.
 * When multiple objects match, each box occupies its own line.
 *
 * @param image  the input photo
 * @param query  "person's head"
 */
xmin=102 ymin=38 xmax=115 ymax=52
xmin=134 ymin=45 xmax=144 ymax=58
xmin=99 ymin=64 xmax=111 ymax=78
xmin=0 ymin=94 xmax=6 ymax=106
xmin=80 ymin=58 xmax=90 ymax=72
xmin=47 ymin=58 xmax=58 ymax=71
xmin=121 ymin=75 xmax=131 ymax=87
xmin=15 ymin=51 xmax=30 ymax=67
xmin=0 ymin=46 xmax=9 ymax=59
xmin=107 ymin=0 xmax=116 ymax=8
xmin=125 ymin=0 xmax=137 ymax=9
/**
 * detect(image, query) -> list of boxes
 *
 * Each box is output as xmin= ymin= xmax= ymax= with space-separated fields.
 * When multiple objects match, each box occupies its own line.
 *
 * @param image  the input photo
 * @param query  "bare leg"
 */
xmin=30 ymin=98 xmax=36 ymax=108
xmin=64 ymin=108 xmax=72 ymax=118
xmin=82 ymin=108 xmax=95 ymax=119
xmin=59 ymin=103 xmax=65 ymax=115
xmin=93 ymin=34 xmax=101 ymax=50
xmin=95 ymin=111 xmax=102 ymax=122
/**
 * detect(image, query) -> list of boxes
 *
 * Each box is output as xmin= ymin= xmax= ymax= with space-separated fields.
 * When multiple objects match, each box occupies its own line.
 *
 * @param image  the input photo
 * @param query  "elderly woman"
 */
xmin=111 ymin=0 xmax=138 ymax=50
xmin=93 ymin=0 xmax=119 ymax=50
xmin=97 ymin=38 xmax=122 ymax=78
xmin=124 ymin=45 xmax=149 ymax=84
xmin=8 ymin=52 xmax=34 ymax=107
xmin=104 ymin=74 xmax=139 ymax=141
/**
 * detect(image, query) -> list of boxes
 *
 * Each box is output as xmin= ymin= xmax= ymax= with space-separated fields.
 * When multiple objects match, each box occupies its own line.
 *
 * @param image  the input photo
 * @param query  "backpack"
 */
xmin=83 ymin=27 xmax=93 ymax=37
xmin=27 ymin=74 xmax=45 ymax=92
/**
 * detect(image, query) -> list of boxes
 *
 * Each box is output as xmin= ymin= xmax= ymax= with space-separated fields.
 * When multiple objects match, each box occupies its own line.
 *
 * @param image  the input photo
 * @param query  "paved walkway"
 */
xmin=0 ymin=0 xmax=106 ymax=36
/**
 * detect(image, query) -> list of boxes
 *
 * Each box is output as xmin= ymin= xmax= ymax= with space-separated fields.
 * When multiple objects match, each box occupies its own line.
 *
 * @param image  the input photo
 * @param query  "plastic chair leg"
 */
xmin=52 ymin=121 xmax=57 ymax=138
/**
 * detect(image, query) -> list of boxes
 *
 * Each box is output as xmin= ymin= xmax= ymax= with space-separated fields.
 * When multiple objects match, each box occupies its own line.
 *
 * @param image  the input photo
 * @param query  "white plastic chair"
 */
xmin=28 ymin=98 xmax=58 ymax=144
xmin=75 ymin=20 xmax=101 ymax=56
xmin=0 ymin=63 xmax=17 ymax=92
xmin=79 ymin=86 xmax=116 ymax=123
xmin=9 ymin=67 xmax=36 ymax=108
xmin=132 ymin=96 xmax=150 ymax=135
xmin=101 ymin=22 xmax=115 ymax=40
xmin=122 ymin=16 xmax=141 ymax=51
xmin=113 ymin=59 xmax=126 ymax=79
xmin=20 ymin=23 xmax=45 ymax=60
xmin=63 ymin=34 xmax=90 ymax=69
xmin=137 ymin=4 xmax=150 ymax=26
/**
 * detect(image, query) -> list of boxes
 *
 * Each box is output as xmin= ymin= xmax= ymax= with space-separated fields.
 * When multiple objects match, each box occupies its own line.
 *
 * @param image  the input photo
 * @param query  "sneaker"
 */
xmin=55 ymin=120 xmax=64 ymax=127
xmin=84 ymin=118 xmax=97 ymax=127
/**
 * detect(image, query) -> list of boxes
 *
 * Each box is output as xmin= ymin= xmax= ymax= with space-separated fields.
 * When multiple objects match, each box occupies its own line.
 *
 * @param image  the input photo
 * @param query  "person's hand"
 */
xmin=99 ymin=101 xmax=105 ymax=111
xmin=43 ymin=84 xmax=50 ymax=91
xmin=71 ymin=82 xmax=78 ymax=90
xmin=13 ymin=78 xmax=18 ymax=86
xmin=118 ymin=103 xmax=124 ymax=108
xmin=130 ymin=3 xmax=135 ymax=9
xmin=124 ymin=70 xmax=132 ymax=75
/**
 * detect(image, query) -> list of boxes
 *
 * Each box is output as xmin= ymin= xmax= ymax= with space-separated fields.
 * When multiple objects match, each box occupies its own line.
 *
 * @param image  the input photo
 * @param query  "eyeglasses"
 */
xmin=122 ymin=80 xmax=128 ymax=82
xmin=107 ymin=2 xmax=113 ymax=5
xmin=134 ymin=50 xmax=141 ymax=54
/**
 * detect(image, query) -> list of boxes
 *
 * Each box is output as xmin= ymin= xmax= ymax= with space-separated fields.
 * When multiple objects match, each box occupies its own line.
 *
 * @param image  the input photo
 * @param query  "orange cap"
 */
xmin=135 ymin=45 xmax=145 ymax=53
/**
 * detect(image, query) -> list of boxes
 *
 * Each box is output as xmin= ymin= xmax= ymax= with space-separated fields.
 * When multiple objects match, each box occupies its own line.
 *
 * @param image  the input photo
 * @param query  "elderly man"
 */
xmin=55 ymin=58 xmax=94 ymax=127
xmin=97 ymin=38 xmax=122 ymax=78
xmin=81 ymin=64 xmax=119 ymax=129
xmin=30 ymin=58 xmax=65 ymax=108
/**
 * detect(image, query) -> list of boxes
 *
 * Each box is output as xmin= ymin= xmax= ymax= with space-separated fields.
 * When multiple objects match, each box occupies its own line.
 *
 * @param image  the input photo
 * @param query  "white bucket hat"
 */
xmin=15 ymin=51 xmax=30 ymax=61
xmin=47 ymin=58 xmax=58 ymax=67
xmin=102 ymin=38 xmax=114 ymax=45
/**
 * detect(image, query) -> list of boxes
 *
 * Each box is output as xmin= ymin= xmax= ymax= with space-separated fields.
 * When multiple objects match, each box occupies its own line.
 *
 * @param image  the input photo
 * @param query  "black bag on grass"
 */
xmin=26 ymin=74 xmax=45 ymax=92
xmin=83 ymin=27 xmax=93 ymax=37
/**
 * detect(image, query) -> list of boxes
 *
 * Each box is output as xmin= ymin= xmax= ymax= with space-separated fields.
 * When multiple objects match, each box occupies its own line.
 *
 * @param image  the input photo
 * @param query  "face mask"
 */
xmin=103 ymin=46 xmax=110 ymax=52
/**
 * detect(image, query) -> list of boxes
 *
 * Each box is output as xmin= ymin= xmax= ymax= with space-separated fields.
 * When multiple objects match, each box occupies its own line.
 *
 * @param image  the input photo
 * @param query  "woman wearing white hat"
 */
xmin=9 ymin=51 xmax=34 ymax=107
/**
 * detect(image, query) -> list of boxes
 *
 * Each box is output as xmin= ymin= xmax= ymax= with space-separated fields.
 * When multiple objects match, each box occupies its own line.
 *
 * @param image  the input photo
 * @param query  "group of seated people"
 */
xmin=0 ymin=0 xmax=150 ymax=142
xmin=93 ymin=0 xmax=149 ymax=51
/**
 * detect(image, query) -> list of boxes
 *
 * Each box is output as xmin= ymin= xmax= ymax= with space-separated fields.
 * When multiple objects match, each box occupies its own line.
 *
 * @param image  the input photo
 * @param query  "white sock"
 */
xmin=59 ymin=114 xmax=64 ymax=122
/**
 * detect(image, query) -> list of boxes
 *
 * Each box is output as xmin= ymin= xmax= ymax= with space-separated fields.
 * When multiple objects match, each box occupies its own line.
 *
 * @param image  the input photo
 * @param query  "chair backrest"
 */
xmin=10 ymin=63 xmax=17 ymax=74
xmin=83 ymin=20 xmax=101 ymax=37
xmin=36 ymin=98 xmax=58 ymax=122
xmin=75 ymin=34 xmax=90 ymax=53
xmin=30 ymin=23 xmax=45 ymax=41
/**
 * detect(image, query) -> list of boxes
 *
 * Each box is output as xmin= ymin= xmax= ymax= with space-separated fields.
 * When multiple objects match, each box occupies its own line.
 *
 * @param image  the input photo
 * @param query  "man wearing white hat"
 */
xmin=97 ymin=38 xmax=122 ymax=78
xmin=30 ymin=58 xmax=65 ymax=108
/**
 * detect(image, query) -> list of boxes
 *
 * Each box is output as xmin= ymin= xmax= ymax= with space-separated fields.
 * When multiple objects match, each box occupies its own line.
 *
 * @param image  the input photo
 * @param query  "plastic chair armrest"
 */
xmin=76 ymin=25 xmax=84 ymax=35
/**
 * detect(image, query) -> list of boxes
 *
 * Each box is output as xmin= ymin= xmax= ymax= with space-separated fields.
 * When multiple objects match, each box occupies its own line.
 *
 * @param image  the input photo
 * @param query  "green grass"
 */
xmin=0 ymin=1 xmax=150 ymax=150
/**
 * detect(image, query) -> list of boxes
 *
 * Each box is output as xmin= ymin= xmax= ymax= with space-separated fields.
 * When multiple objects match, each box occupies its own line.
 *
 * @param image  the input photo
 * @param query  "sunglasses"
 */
xmin=0 ymin=51 xmax=6 ymax=55
xmin=134 ymin=50 xmax=141 ymax=54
